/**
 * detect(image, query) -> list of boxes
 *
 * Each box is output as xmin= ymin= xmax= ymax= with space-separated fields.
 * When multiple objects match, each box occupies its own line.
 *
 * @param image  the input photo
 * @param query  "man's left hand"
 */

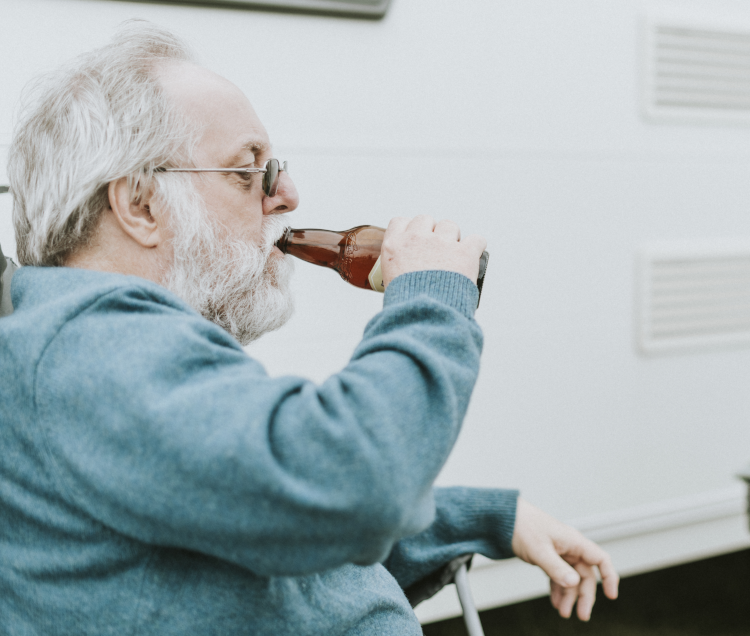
xmin=511 ymin=497 xmax=620 ymax=621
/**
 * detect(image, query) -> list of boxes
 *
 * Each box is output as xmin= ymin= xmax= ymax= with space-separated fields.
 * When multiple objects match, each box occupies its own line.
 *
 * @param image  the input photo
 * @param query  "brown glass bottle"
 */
xmin=276 ymin=225 xmax=387 ymax=291
xmin=276 ymin=225 xmax=489 ymax=303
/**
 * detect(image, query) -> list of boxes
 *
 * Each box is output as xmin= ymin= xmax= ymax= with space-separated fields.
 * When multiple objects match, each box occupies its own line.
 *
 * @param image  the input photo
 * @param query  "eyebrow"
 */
xmin=222 ymin=139 xmax=270 ymax=168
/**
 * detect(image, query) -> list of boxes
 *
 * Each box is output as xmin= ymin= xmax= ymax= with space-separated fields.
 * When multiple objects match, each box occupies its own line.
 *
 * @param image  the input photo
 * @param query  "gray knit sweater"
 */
xmin=0 ymin=266 xmax=517 ymax=635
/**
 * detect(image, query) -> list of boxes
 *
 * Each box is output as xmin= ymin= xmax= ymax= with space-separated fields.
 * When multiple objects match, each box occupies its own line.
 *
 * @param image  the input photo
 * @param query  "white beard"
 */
xmin=158 ymin=176 xmax=295 ymax=345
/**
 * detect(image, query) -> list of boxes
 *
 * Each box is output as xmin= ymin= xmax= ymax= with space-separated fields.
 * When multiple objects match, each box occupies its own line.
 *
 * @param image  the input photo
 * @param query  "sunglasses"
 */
xmin=160 ymin=158 xmax=288 ymax=197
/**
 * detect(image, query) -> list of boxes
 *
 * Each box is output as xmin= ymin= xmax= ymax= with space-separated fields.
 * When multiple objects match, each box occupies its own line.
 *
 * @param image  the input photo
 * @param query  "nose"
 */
xmin=263 ymin=171 xmax=299 ymax=216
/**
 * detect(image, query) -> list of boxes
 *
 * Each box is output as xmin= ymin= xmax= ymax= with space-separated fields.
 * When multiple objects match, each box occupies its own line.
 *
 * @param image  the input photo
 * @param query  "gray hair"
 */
xmin=8 ymin=20 xmax=197 ymax=266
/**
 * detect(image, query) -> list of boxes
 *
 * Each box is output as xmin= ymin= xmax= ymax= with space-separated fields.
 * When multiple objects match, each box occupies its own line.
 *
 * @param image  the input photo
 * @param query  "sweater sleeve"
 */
xmin=34 ymin=271 xmax=483 ymax=577
xmin=382 ymin=487 xmax=518 ymax=590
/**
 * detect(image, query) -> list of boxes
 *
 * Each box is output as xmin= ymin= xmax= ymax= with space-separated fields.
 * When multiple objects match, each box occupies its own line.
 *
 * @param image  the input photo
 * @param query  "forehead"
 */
xmin=158 ymin=61 xmax=270 ymax=163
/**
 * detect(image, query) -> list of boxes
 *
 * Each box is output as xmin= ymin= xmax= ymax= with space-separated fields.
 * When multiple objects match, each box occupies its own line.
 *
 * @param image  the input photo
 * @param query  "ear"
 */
xmin=107 ymin=177 xmax=161 ymax=248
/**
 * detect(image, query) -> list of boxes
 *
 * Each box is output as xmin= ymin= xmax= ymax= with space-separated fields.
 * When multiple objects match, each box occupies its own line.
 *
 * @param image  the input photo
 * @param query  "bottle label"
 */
xmin=368 ymin=256 xmax=385 ymax=293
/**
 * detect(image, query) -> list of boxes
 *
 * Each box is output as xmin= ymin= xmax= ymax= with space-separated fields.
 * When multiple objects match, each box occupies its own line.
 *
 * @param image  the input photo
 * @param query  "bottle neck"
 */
xmin=275 ymin=227 xmax=292 ymax=254
xmin=276 ymin=228 xmax=346 ymax=268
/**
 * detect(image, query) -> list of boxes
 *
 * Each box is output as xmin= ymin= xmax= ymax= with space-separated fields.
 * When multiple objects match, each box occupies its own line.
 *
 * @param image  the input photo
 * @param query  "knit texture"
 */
xmin=385 ymin=270 xmax=479 ymax=319
xmin=384 ymin=487 xmax=518 ymax=590
xmin=0 ymin=266 xmax=516 ymax=635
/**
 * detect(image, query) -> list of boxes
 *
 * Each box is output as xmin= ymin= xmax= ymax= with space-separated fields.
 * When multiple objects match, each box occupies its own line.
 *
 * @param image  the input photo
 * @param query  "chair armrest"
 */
xmin=403 ymin=553 xmax=473 ymax=608
xmin=1 ymin=243 xmax=16 ymax=317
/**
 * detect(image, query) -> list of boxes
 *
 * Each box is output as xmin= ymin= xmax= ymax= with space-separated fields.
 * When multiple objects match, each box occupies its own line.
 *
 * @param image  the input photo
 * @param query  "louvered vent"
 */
xmin=644 ymin=21 xmax=750 ymax=122
xmin=638 ymin=241 xmax=750 ymax=354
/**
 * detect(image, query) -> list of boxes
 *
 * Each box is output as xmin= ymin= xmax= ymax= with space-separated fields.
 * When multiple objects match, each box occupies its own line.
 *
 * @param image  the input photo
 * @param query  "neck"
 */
xmin=64 ymin=213 xmax=168 ymax=285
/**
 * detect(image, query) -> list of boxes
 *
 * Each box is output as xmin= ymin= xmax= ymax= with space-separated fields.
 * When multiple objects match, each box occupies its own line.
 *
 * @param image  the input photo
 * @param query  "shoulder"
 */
xmin=11 ymin=266 xmax=192 ymax=316
xmin=10 ymin=267 xmax=244 ymax=371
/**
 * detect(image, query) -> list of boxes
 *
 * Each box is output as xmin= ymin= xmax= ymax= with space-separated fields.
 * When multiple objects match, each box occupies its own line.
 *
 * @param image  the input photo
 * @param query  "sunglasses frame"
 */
xmin=160 ymin=159 xmax=287 ymax=197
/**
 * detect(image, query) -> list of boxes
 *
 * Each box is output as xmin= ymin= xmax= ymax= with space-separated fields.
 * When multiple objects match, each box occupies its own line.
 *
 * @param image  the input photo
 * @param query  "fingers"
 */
xmin=570 ymin=537 xmax=620 ymax=601
xmin=550 ymin=581 xmax=564 ymax=613
xmin=549 ymin=562 xmax=598 ymax=622
xmin=513 ymin=499 xmax=620 ymax=621
xmin=406 ymin=214 xmax=436 ymax=234
xmin=382 ymin=215 xmax=487 ymax=284
xmin=550 ymin=582 xmax=561 ymax=611
xmin=528 ymin=541 xmax=581 ymax=589
xmin=556 ymin=582 xmax=578 ymax=619
xmin=597 ymin=554 xmax=620 ymax=600
xmin=460 ymin=233 xmax=488 ymax=259
xmin=386 ymin=216 xmax=409 ymax=235
xmin=574 ymin=562 xmax=597 ymax=621
xmin=433 ymin=219 xmax=461 ymax=241
xmin=388 ymin=215 xmax=474 ymax=242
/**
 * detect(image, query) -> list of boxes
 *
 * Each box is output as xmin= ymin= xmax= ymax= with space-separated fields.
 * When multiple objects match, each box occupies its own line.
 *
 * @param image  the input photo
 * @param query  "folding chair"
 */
xmin=1 ymin=227 xmax=17 ymax=319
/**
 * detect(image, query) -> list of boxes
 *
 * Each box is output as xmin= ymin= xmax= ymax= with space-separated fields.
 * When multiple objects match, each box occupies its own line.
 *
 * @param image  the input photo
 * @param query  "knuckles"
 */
xmin=382 ymin=216 xmax=486 ymax=279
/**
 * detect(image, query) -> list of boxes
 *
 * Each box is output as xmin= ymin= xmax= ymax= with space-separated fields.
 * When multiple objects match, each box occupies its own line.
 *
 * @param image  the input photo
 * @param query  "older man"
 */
xmin=0 ymin=21 xmax=617 ymax=635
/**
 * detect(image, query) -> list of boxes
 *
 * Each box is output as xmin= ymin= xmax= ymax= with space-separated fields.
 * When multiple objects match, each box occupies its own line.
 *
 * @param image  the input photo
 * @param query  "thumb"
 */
xmin=532 ymin=545 xmax=581 ymax=588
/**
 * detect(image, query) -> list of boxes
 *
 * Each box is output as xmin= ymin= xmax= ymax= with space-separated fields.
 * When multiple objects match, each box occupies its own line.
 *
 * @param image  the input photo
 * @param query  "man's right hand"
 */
xmin=380 ymin=215 xmax=487 ymax=289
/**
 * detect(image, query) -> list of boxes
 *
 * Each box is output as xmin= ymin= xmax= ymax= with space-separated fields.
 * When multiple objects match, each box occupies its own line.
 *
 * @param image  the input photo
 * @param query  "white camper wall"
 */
xmin=2 ymin=0 xmax=750 ymax=623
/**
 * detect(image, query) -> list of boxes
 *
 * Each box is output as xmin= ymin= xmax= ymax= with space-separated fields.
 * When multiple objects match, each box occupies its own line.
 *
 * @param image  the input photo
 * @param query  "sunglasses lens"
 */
xmin=264 ymin=159 xmax=279 ymax=197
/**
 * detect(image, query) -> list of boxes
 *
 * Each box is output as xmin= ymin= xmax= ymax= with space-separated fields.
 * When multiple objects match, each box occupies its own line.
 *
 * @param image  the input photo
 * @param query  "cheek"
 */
xmin=237 ymin=211 xmax=265 ymax=246
xmin=207 ymin=189 xmax=265 ymax=243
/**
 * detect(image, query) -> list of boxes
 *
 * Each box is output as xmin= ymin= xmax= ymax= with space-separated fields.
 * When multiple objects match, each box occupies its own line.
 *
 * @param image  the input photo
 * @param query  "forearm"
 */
xmin=383 ymin=486 xmax=519 ymax=590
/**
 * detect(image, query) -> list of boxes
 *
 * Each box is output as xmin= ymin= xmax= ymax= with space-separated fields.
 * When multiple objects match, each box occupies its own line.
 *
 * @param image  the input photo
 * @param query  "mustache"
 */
xmin=260 ymin=216 xmax=291 ymax=253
